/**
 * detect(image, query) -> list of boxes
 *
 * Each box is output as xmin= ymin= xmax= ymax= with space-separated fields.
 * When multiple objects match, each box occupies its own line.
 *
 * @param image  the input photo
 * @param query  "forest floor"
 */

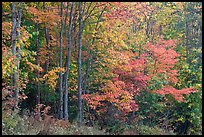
xmin=2 ymin=110 xmax=176 ymax=135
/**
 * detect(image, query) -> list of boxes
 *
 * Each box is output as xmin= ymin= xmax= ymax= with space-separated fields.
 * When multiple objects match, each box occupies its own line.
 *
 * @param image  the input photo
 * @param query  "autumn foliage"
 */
xmin=2 ymin=2 xmax=201 ymax=135
xmin=83 ymin=37 xmax=196 ymax=119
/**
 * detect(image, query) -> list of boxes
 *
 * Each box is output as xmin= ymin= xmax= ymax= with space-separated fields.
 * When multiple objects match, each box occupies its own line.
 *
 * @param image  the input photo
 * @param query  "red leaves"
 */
xmin=104 ymin=2 xmax=135 ymax=24
xmin=155 ymin=86 xmax=196 ymax=102
xmin=145 ymin=38 xmax=179 ymax=83
xmin=84 ymin=36 xmax=196 ymax=119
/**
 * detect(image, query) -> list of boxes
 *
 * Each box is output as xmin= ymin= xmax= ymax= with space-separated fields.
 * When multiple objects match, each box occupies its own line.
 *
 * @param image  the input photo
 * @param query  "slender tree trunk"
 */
xmin=159 ymin=25 xmax=162 ymax=39
xmin=11 ymin=2 xmax=17 ymax=108
xmin=185 ymin=20 xmax=189 ymax=64
xmin=198 ymin=26 xmax=202 ymax=48
xmin=43 ymin=2 xmax=50 ymax=104
xmin=146 ymin=19 xmax=150 ymax=39
xmin=16 ymin=2 xmax=22 ymax=108
xmin=198 ymin=25 xmax=202 ymax=64
xmin=78 ymin=2 xmax=83 ymax=125
xmin=73 ymin=9 xmax=78 ymax=54
xmin=43 ymin=2 xmax=49 ymax=74
xmin=35 ymin=3 xmax=40 ymax=105
xmin=59 ymin=2 xmax=64 ymax=119
xmin=81 ymin=6 xmax=106 ymax=123
xmin=63 ymin=2 xmax=69 ymax=38
xmin=64 ymin=2 xmax=75 ymax=121
xmin=55 ymin=17 xmax=60 ymax=118
xmin=56 ymin=30 xmax=59 ymax=67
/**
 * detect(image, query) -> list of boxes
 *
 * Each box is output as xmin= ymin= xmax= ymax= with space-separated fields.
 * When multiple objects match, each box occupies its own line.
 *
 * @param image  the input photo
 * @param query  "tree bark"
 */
xmin=59 ymin=2 xmax=64 ymax=119
xmin=78 ymin=2 xmax=83 ymax=125
xmin=43 ymin=2 xmax=49 ymax=74
xmin=198 ymin=26 xmax=202 ymax=48
xmin=64 ymin=2 xmax=75 ymax=121
xmin=198 ymin=25 xmax=202 ymax=64
xmin=185 ymin=20 xmax=189 ymax=64
xmin=11 ymin=2 xmax=17 ymax=108
xmin=16 ymin=3 xmax=22 ymax=105
xmin=35 ymin=3 xmax=40 ymax=106
xmin=81 ymin=5 xmax=107 ymax=123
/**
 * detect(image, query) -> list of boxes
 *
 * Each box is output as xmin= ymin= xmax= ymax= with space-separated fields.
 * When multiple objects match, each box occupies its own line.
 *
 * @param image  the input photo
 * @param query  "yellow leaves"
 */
xmin=26 ymin=61 xmax=35 ymax=71
xmin=195 ymin=83 xmax=201 ymax=90
xmin=20 ymin=50 xmax=28 ymax=58
xmin=177 ymin=117 xmax=184 ymax=122
xmin=2 ymin=22 xmax=12 ymax=43
xmin=42 ymin=67 xmax=65 ymax=90
xmin=28 ymin=5 xmax=60 ymax=30
xmin=2 ymin=2 xmax=11 ymax=11
xmin=191 ymin=58 xmax=198 ymax=64
xmin=2 ymin=52 xmax=15 ymax=80
xmin=197 ymin=48 xmax=202 ymax=54
xmin=16 ymin=42 xmax=20 ymax=48
xmin=175 ymin=2 xmax=184 ymax=10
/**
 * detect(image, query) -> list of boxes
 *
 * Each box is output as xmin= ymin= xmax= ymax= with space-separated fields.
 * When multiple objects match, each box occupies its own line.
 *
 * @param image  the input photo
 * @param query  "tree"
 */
xmin=35 ymin=2 xmax=40 ymax=106
xmin=59 ymin=2 xmax=64 ymax=119
xmin=63 ymin=2 xmax=75 ymax=121
xmin=78 ymin=2 xmax=84 ymax=125
xmin=11 ymin=2 xmax=18 ymax=109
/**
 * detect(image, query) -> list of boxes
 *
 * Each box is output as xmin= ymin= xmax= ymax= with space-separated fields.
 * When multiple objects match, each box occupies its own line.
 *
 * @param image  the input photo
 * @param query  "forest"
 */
xmin=2 ymin=2 xmax=202 ymax=135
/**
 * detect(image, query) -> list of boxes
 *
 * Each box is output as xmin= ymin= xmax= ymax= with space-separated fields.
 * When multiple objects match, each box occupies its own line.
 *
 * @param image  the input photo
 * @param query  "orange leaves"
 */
xmin=155 ymin=86 xmax=196 ymax=102
xmin=114 ymin=80 xmax=126 ymax=89
xmin=82 ymin=93 xmax=104 ymax=110
xmin=2 ymin=22 xmax=12 ymax=44
xmin=144 ymin=38 xmax=179 ymax=84
xmin=28 ymin=6 xmax=60 ymax=28
xmin=18 ymin=92 xmax=28 ymax=100
xmin=84 ymin=75 xmax=139 ymax=116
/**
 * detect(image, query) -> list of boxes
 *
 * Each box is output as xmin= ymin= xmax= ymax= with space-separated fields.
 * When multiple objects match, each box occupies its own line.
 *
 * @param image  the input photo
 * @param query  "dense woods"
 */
xmin=2 ymin=2 xmax=202 ymax=135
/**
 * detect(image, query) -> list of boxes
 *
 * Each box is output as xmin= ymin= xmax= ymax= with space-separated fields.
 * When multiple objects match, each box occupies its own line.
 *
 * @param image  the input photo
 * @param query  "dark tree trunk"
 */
xmin=11 ymin=2 xmax=17 ymax=108
xmin=16 ymin=2 xmax=22 ymax=108
xmin=198 ymin=25 xmax=202 ymax=64
xmin=185 ymin=21 xmax=189 ymax=64
xmin=43 ymin=2 xmax=49 ymax=74
xmin=198 ymin=26 xmax=202 ymax=48
xmin=64 ymin=2 xmax=75 ymax=121
xmin=35 ymin=3 xmax=40 ymax=106
xmin=78 ymin=2 xmax=83 ymax=125
xmin=59 ymin=2 xmax=64 ymax=119
xmin=81 ymin=5 xmax=107 ymax=123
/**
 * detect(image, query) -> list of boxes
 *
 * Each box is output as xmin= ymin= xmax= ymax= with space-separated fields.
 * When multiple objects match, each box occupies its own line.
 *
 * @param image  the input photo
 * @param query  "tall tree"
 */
xmin=43 ymin=2 xmax=50 ymax=74
xmin=64 ymin=2 xmax=75 ymax=121
xmin=59 ymin=2 xmax=64 ymax=119
xmin=36 ymin=3 xmax=40 ymax=105
xmin=16 ymin=2 xmax=22 ymax=107
xmin=78 ymin=2 xmax=84 ymax=125
xmin=11 ymin=2 xmax=17 ymax=108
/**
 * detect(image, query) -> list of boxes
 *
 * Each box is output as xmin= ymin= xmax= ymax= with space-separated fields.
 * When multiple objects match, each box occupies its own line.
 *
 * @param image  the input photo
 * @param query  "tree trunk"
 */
xmin=11 ymin=2 xmax=17 ymax=108
xmin=63 ymin=2 xmax=69 ymax=38
xmin=43 ymin=2 xmax=50 ymax=104
xmin=59 ymin=2 xmax=64 ymax=119
xmin=64 ymin=2 xmax=75 ymax=121
xmin=198 ymin=26 xmax=202 ymax=48
xmin=198 ymin=25 xmax=202 ymax=64
xmin=78 ymin=2 xmax=83 ymax=125
xmin=35 ymin=3 xmax=40 ymax=106
xmin=185 ymin=20 xmax=189 ymax=64
xmin=16 ymin=3 xmax=22 ymax=106
xmin=81 ymin=6 xmax=106 ymax=123
xmin=43 ymin=2 xmax=49 ymax=74
xmin=16 ymin=2 xmax=22 ymax=108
